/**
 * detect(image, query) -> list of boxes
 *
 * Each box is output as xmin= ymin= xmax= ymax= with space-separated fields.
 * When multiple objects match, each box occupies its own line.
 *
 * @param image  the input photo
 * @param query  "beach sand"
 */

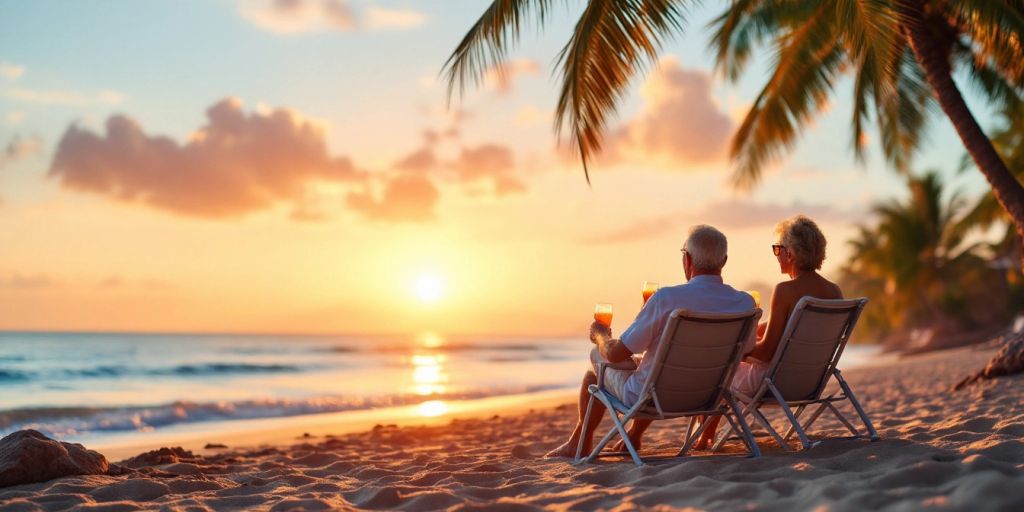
xmin=2 ymin=344 xmax=1023 ymax=511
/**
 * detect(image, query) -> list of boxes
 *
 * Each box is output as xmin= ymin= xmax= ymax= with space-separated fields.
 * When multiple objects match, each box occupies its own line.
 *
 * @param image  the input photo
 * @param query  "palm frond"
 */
xmin=872 ymin=43 xmax=932 ymax=173
xmin=442 ymin=0 xmax=558 ymax=102
xmin=953 ymin=0 xmax=1024 ymax=86
xmin=728 ymin=2 xmax=843 ymax=188
xmin=706 ymin=0 xmax=821 ymax=81
xmin=554 ymin=0 xmax=690 ymax=182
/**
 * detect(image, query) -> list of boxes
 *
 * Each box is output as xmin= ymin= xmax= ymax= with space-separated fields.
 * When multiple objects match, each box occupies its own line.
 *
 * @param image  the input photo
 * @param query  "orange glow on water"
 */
xmin=417 ymin=400 xmax=448 ymax=417
xmin=411 ymin=353 xmax=448 ymax=396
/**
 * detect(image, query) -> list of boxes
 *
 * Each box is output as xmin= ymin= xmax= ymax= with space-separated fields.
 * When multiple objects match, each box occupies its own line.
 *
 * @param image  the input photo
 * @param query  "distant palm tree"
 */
xmin=840 ymin=172 xmax=1007 ymax=339
xmin=959 ymin=99 xmax=1024 ymax=281
xmin=443 ymin=0 xmax=1024 ymax=261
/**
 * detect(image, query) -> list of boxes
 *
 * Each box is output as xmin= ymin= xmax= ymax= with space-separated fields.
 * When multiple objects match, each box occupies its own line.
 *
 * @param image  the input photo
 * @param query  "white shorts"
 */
xmin=731 ymin=360 xmax=767 ymax=398
xmin=589 ymin=347 xmax=637 ymax=403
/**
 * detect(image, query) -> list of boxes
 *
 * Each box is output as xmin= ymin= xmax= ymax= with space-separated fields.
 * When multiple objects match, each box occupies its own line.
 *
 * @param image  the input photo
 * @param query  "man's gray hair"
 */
xmin=684 ymin=225 xmax=728 ymax=271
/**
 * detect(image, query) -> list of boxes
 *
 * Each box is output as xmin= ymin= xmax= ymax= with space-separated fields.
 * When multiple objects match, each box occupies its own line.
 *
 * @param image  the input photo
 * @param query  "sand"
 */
xmin=1 ymin=344 xmax=1023 ymax=511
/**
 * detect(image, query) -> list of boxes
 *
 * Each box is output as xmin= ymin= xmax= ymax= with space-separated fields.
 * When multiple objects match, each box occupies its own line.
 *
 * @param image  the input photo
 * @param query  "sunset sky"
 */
xmin=0 ymin=0 xmax=1002 ymax=336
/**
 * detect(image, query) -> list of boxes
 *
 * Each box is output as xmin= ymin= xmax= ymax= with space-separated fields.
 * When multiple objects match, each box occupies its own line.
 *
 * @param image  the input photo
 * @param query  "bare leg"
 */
xmin=611 ymin=419 xmax=653 ymax=452
xmin=694 ymin=415 xmax=723 ymax=450
xmin=545 ymin=370 xmax=606 ymax=458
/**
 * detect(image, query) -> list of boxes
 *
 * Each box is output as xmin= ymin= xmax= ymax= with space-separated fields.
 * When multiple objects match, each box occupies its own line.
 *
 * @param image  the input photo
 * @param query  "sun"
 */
xmin=413 ymin=274 xmax=445 ymax=303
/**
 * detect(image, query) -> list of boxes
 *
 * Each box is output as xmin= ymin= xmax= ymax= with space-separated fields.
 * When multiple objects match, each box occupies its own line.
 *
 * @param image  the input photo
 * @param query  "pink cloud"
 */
xmin=602 ymin=58 xmax=734 ymax=167
xmin=0 ymin=134 xmax=43 ymax=169
xmin=580 ymin=200 xmax=862 ymax=245
xmin=453 ymin=144 xmax=526 ymax=196
xmin=346 ymin=172 xmax=438 ymax=222
xmin=49 ymin=98 xmax=364 ymax=219
xmin=484 ymin=58 xmax=541 ymax=95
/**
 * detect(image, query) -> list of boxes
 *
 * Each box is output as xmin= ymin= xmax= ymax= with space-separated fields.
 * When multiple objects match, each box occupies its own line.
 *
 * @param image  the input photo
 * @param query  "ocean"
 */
xmin=0 ymin=331 xmax=886 ymax=447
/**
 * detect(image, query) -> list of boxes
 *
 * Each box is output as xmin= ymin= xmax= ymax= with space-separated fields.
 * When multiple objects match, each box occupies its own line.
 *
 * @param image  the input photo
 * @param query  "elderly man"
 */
xmin=546 ymin=225 xmax=755 ymax=458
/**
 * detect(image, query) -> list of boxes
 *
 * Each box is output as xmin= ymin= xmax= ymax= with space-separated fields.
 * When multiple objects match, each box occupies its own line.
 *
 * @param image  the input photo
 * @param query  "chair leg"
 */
xmin=575 ymin=394 xmax=598 ymax=463
xmin=834 ymin=369 xmax=880 ymax=441
xmin=676 ymin=413 xmax=715 ymax=457
xmin=782 ymin=405 xmax=807 ymax=441
xmin=787 ymin=402 xmax=829 ymax=441
xmin=606 ymin=408 xmax=643 ymax=466
xmin=712 ymin=399 xmax=754 ymax=452
xmin=582 ymin=393 xmax=642 ymax=465
xmin=726 ymin=398 xmax=761 ymax=458
xmin=752 ymin=408 xmax=792 ymax=451
xmin=827 ymin=402 xmax=861 ymax=437
xmin=678 ymin=417 xmax=698 ymax=457
xmin=766 ymin=381 xmax=813 ymax=450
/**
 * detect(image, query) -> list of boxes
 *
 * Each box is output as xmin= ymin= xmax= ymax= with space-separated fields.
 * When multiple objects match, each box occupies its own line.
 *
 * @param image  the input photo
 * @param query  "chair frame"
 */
xmin=712 ymin=297 xmax=879 ymax=452
xmin=575 ymin=308 xmax=763 ymax=466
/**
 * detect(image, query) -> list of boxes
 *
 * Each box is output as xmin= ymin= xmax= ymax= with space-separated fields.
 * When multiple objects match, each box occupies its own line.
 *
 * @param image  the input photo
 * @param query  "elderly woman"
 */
xmin=694 ymin=215 xmax=842 ymax=449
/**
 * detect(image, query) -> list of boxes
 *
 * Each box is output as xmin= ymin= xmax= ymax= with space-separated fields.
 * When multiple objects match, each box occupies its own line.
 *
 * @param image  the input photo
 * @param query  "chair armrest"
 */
xmin=596 ymin=362 xmax=610 ymax=391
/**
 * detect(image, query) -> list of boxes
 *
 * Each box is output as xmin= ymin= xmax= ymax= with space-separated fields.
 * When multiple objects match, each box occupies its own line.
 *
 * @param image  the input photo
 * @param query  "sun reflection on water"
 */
xmin=417 ymin=400 xmax=448 ymax=417
xmin=410 ymin=337 xmax=448 ymax=396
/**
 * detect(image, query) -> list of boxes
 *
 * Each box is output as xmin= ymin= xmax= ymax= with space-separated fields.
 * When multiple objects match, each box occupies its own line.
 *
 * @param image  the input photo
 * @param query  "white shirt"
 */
xmin=618 ymin=274 xmax=755 ymax=405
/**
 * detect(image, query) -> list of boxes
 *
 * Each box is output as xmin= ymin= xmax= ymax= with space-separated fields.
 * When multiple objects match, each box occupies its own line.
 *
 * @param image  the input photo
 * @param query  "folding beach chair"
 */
xmin=713 ymin=297 xmax=878 ymax=452
xmin=576 ymin=308 xmax=763 ymax=466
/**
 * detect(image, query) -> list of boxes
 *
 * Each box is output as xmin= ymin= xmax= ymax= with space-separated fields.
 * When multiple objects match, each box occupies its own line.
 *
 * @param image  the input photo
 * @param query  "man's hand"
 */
xmin=590 ymin=321 xmax=612 ymax=344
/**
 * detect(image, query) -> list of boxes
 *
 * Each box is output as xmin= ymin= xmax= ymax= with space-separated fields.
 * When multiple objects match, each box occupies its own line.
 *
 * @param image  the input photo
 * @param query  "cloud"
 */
xmin=97 ymin=275 xmax=175 ymax=290
xmin=5 ymin=88 xmax=125 ymax=106
xmin=394 ymin=147 xmax=437 ymax=172
xmin=347 ymin=172 xmax=438 ymax=222
xmin=515 ymin=105 xmax=550 ymax=126
xmin=6 ymin=111 xmax=25 ymax=125
xmin=484 ymin=58 xmax=541 ymax=95
xmin=0 ymin=273 xmax=54 ymax=289
xmin=453 ymin=144 xmax=526 ymax=196
xmin=580 ymin=200 xmax=862 ymax=245
xmin=365 ymin=6 xmax=426 ymax=30
xmin=0 ymin=134 xmax=43 ymax=169
xmin=49 ymin=98 xmax=365 ymax=219
xmin=602 ymin=57 xmax=734 ymax=167
xmin=239 ymin=0 xmax=424 ymax=33
xmin=0 ymin=62 xmax=24 ymax=80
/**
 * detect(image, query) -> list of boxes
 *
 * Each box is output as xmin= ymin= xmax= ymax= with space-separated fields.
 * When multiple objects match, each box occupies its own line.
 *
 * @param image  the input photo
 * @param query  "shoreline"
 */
xmin=85 ymin=344 xmax=900 ymax=462
xmin=2 ymin=344 xmax=1022 ymax=510
xmin=91 ymin=387 xmax=577 ymax=462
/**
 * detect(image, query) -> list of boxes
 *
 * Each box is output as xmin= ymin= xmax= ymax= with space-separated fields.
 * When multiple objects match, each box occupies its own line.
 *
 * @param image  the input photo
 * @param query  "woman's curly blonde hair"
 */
xmin=776 ymin=215 xmax=827 ymax=271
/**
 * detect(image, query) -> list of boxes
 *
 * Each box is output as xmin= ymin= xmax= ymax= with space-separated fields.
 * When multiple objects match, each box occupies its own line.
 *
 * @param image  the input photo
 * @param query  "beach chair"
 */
xmin=712 ymin=297 xmax=878 ymax=452
xmin=576 ymin=308 xmax=763 ymax=466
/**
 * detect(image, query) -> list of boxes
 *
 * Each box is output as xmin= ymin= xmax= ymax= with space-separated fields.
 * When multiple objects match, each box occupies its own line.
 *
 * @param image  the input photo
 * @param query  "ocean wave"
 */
xmin=161 ymin=363 xmax=300 ymax=376
xmin=51 ymin=362 xmax=299 ymax=378
xmin=0 ymin=385 xmax=566 ymax=439
xmin=0 ymin=369 xmax=32 ymax=381
xmin=329 ymin=343 xmax=544 ymax=354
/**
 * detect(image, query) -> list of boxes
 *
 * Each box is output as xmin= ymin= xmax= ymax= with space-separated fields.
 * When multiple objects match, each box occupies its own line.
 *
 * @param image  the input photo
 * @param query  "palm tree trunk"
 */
xmin=898 ymin=0 xmax=1024 ymax=268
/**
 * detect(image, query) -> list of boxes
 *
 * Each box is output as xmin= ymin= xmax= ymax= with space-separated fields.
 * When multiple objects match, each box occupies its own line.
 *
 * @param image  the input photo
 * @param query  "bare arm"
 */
xmin=747 ymin=285 xmax=792 ymax=363
xmin=590 ymin=322 xmax=634 ymax=364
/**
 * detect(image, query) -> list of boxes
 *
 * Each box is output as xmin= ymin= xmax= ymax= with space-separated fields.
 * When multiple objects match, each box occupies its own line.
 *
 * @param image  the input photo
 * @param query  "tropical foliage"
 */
xmin=840 ymin=172 xmax=1016 ymax=341
xmin=443 ymin=0 xmax=1024 ymax=257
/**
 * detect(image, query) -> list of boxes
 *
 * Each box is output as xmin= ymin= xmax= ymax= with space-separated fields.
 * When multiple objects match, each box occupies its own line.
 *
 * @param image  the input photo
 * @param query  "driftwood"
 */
xmin=954 ymin=332 xmax=1024 ymax=390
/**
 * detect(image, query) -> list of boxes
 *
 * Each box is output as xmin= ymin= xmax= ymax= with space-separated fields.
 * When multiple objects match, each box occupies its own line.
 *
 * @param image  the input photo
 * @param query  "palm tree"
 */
xmin=959 ymin=99 xmax=1024 ymax=281
xmin=839 ymin=172 xmax=1008 ymax=342
xmin=442 ymin=0 xmax=1024 ymax=262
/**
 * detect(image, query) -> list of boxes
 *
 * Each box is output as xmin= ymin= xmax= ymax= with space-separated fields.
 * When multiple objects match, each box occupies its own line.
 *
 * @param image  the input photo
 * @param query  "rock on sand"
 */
xmin=0 ymin=429 xmax=108 ymax=488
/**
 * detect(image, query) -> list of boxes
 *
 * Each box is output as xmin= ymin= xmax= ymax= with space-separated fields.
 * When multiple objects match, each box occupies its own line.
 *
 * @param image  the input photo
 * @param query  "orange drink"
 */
xmin=642 ymin=281 xmax=659 ymax=304
xmin=748 ymin=290 xmax=761 ymax=308
xmin=594 ymin=303 xmax=613 ymax=327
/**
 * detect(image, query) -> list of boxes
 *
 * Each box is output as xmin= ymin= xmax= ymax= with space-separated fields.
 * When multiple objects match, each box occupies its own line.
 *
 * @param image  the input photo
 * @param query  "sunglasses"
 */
xmin=772 ymin=244 xmax=785 ymax=256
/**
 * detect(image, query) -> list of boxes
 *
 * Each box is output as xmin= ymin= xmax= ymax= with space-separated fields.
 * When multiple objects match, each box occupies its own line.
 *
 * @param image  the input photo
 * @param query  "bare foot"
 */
xmin=692 ymin=435 xmax=713 ymax=451
xmin=610 ymin=436 xmax=642 ymax=453
xmin=544 ymin=440 xmax=581 ymax=459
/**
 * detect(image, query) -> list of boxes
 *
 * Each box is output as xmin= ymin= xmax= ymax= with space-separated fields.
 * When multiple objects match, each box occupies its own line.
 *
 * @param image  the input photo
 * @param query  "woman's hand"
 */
xmin=756 ymin=321 xmax=768 ymax=339
xmin=590 ymin=321 xmax=612 ymax=344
